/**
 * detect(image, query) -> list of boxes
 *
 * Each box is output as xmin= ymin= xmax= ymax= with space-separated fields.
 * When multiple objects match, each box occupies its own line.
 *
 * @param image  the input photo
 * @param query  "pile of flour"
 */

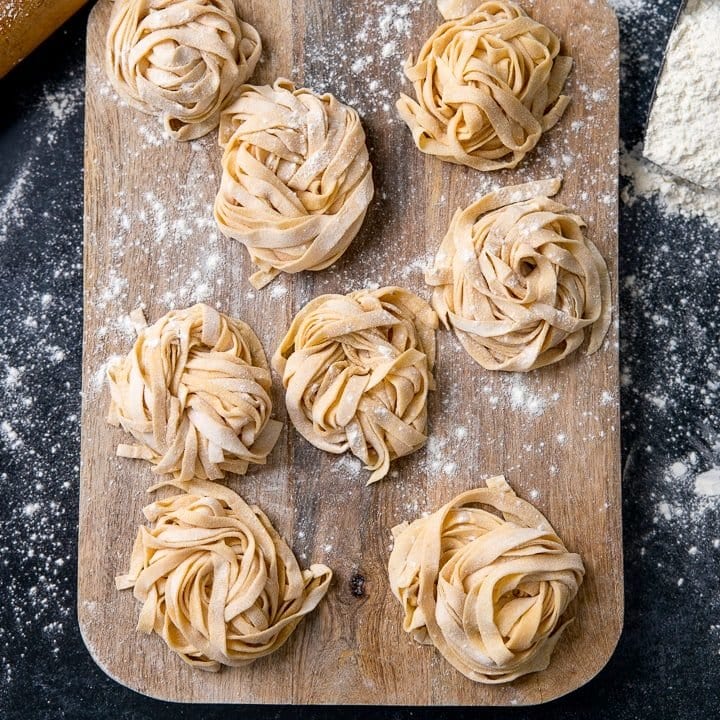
xmin=622 ymin=0 xmax=720 ymax=226
xmin=644 ymin=0 xmax=720 ymax=190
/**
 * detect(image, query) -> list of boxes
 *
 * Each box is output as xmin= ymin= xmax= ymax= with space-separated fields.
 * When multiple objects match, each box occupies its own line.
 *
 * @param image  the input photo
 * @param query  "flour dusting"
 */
xmin=621 ymin=142 xmax=720 ymax=227
xmin=0 ymin=64 xmax=84 ymax=687
xmin=651 ymin=442 xmax=720 ymax=536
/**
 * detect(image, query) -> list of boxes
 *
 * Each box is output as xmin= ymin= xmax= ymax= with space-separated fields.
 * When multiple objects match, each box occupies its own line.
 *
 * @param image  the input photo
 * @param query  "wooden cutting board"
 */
xmin=79 ymin=0 xmax=621 ymax=706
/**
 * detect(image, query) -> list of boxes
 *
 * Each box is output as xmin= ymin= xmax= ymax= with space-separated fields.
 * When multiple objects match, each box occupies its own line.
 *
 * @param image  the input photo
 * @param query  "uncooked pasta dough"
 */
xmin=214 ymin=78 xmax=374 ymax=289
xmin=272 ymin=287 xmax=437 ymax=483
xmin=426 ymin=178 xmax=611 ymax=371
xmin=397 ymin=0 xmax=572 ymax=171
xmin=107 ymin=303 xmax=282 ymax=482
xmin=388 ymin=476 xmax=585 ymax=684
xmin=116 ymin=480 xmax=332 ymax=671
xmin=106 ymin=0 xmax=261 ymax=141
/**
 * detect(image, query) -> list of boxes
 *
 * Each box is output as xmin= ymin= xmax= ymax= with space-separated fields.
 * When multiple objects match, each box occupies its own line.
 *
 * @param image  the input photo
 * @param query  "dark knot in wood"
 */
xmin=350 ymin=572 xmax=365 ymax=598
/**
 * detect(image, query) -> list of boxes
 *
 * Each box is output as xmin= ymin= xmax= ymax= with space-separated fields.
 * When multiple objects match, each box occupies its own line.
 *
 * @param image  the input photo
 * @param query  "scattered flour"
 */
xmin=621 ymin=142 xmax=720 ymax=227
xmin=669 ymin=461 xmax=688 ymax=479
xmin=505 ymin=375 xmax=550 ymax=418
xmin=300 ymin=0 xmax=424 ymax=118
xmin=89 ymin=355 xmax=122 ymax=394
xmin=0 ymin=165 xmax=32 ymax=244
xmin=454 ymin=426 xmax=468 ymax=441
xmin=269 ymin=284 xmax=288 ymax=299
xmin=0 ymin=62 xmax=83 ymax=685
xmin=331 ymin=454 xmax=363 ymax=478
xmin=44 ymin=84 xmax=83 ymax=125
xmin=649 ymin=440 xmax=720 ymax=550
xmin=1 ymin=420 xmax=22 ymax=450
xmin=607 ymin=0 xmax=648 ymax=16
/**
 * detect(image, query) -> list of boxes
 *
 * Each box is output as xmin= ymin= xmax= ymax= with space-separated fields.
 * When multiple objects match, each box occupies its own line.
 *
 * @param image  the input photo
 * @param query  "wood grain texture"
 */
xmin=79 ymin=0 xmax=622 ymax=705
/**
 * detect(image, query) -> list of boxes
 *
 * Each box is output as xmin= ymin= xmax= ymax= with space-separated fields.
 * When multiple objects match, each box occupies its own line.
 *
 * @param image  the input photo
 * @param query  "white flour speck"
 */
xmin=695 ymin=468 xmax=720 ymax=498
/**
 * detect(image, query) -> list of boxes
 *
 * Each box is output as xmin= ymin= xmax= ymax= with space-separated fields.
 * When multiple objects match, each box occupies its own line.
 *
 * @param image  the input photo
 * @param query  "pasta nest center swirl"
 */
xmin=273 ymin=287 xmax=437 ymax=483
xmin=105 ymin=0 xmax=261 ymax=140
xmin=116 ymin=481 xmax=332 ymax=671
xmin=107 ymin=303 xmax=282 ymax=482
xmin=397 ymin=0 xmax=572 ymax=170
xmin=214 ymin=78 xmax=374 ymax=289
xmin=427 ymin=178 xmax=611 ymax=371
xmin=388 ymin=476 xmax=585 ymax=684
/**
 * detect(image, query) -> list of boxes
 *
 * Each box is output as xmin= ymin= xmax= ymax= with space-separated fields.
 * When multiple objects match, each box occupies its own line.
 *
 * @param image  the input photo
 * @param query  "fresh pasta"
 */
xmin=214 ymin=79 xmax=374 ymax=288
xmin=106 ymin=0 xmax=261 ymax=140
xmin=273 ymin=287 xmax=437 ymax=483
xmin=397 ymin=1 xmax=572 ymax=170
xmin=117 ymin=480 xmax=332 ymax=671
xmin=388 ymin=476 xmax=585 ymax=683
xmin=426 ymin=178 xmax=611 ymax=371
xmin=107 ymin=303 xmax=282 ymax=482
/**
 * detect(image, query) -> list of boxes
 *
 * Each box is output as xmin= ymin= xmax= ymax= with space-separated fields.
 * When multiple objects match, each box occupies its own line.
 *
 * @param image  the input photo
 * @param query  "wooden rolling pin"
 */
xmin=0 ymin=0 xmax=90 ymax=78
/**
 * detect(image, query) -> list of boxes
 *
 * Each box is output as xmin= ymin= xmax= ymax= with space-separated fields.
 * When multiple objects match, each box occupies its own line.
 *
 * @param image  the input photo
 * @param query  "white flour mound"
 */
xmin=621 ymin=0 xmax=720 ymax=227
xmin=620 ymin=0 xmax=720 ymax=227
xmin=644 ymin=0 xmax=720 ymax=191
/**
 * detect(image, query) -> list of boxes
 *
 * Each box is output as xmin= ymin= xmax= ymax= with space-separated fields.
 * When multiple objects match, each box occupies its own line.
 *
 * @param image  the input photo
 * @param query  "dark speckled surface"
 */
xmin=1 ymin=1 xmax=719 ymax=717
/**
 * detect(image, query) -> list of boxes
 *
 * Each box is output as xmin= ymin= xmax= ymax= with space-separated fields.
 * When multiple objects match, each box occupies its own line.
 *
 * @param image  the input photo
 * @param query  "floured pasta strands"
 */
xmin=426 ymin=178 xmax=611 ymax=371
xmin=214 ymin=79 xmax=374 ymax=289
xmin=397 ymin=0 xmax=572 ymax=170
xmin=106 ymin=0 xmax=261 ymax=140
xmin=273 ymin=287 xmax=437 ymax=483
xmin=388 ymin=476 xmax=585 ymax=684
xmin=107 ymin=303 xmax=282 ymax=482
xmin=116 ymin=480 xmax=332 ymax=671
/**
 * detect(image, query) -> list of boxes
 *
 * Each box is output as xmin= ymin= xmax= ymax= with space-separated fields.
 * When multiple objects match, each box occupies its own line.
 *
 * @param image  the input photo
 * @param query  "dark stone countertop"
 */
xmin=1 ymin=1 xmax=718 ymax=718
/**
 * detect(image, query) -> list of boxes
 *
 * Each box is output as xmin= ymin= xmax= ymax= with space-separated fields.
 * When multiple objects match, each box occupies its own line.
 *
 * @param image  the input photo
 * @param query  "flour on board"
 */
xmin=300 ymin=0 xmax=423 ymax=117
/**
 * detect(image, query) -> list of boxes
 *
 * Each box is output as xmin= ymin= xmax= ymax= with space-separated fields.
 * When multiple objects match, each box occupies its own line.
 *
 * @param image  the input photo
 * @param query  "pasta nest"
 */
xmin=214 ymin=79 xmax=375 ymax=289
xmin=116 ymin=481 xmax=332 ymax=671
xmin=397 ymin=0 xmax=572 ymax=170
xmin=426 ymin=178 xmax=611 ymax=371
xmin=388 ymin=476 xmax=585 ymax=684
xmin=106 ymin=0 xmax=261 ymax=140
xmin=272 ymin=287 xmax=437 ymax=484
xmin=107 ymin=303 xmax=282 ymax=482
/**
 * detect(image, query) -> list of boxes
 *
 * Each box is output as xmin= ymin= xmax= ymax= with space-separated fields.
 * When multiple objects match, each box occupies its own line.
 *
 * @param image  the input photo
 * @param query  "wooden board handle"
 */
xmin=0 ymin=0 xmax=90 ymax=78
